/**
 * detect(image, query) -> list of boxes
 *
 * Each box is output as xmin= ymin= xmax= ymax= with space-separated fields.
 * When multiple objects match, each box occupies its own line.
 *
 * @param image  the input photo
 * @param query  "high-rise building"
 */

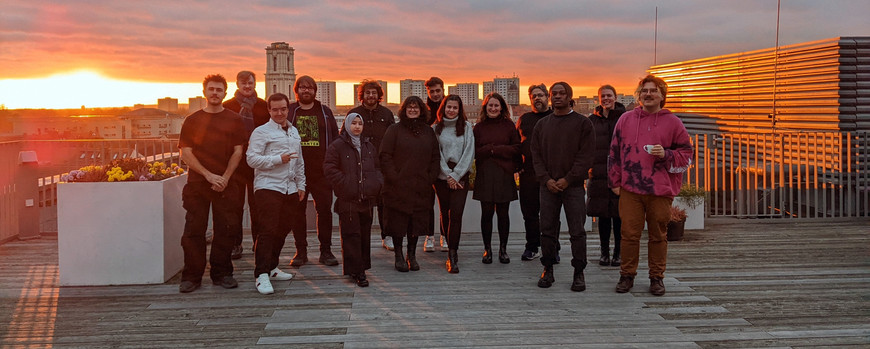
xmin=353 ymin=80 xmax=388 ymax=107
xmin=400 ymin=79 xmax=426 ymax=104
xmin=448 ymin=83 xmax=480 ymax=107
xmin=157 ymin=98 xmax=178 ymax=113
xmin=188 ymin=97 xmax=206 ymax=113
xmin=482 ymin=76 xmax=520 ymax=106
xmin=265 ymin=42 xmax=297 ymax=101
xmin=316 ymin=81 xmax=337 ymax=111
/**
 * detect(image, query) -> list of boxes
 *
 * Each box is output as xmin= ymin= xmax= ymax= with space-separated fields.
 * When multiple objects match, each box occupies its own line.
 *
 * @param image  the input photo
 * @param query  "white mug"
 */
xmin=643 ymin=145 xmax=654 ymax=154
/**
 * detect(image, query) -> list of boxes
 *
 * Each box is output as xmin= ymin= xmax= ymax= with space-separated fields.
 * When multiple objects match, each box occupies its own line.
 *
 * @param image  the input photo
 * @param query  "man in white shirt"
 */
xmin=246 ymin=93 xmax=306 ymax=295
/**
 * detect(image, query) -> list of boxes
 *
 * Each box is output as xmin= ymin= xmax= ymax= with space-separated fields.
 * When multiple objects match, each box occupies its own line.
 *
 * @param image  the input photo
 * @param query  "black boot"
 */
xmin=599 ymin=247 xmax=610 ymax=266
xmin=498 ymin=242 xmax=510 ymax=264
xmin=570 ymin=269 xmax=586 ymax=292
xmin=446 ymin=249 xmax=459 ymax=274
xmin=482 ymin=247 xmax=493 ymax=264
xmin=394 ymin=237 xmax=409 ymax=272
xmin=407 ymin=236 xmax=420 ymax=271
xmin=610 ymin=251 xmax=621 ymax=267
xmin=538 ymin=265 xmax=554 ymax=288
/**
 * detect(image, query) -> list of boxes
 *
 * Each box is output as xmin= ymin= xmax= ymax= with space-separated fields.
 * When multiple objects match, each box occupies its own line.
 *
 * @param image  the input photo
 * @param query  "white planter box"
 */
xmin=674 ymin=196 xmax=705 ymax=230
xmin=57 ymin=174 xmax=186 ymax=286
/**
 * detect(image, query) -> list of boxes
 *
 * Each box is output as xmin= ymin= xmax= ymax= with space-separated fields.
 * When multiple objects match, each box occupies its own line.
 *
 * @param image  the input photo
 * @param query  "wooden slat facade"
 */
xmin=1 ymin=220 xmax=868 ymax=348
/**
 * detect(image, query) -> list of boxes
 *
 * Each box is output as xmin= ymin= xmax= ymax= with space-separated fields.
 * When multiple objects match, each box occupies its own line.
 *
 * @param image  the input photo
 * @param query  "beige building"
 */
xmin=157 ymin=98 xmax=178 ymax=113
xmin=448 ymin=83 xmax=480 ymax=108
xmin=400 ymin=79 xmax=426 ymax=104
xmin=265 ymin=42 xmax=297 ymax=101
xmin=483 ymin=76 xmax=520 ymax=106
xmin=188 ymin=97 xmax=206 ymax=113
xmin=316 ymin=81 xmax=337 ymax=111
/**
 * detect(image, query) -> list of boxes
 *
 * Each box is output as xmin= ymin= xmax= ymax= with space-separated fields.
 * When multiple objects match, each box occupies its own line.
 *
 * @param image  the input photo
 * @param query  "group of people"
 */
xmin=176 ymin=72 xmax=693 ymax=297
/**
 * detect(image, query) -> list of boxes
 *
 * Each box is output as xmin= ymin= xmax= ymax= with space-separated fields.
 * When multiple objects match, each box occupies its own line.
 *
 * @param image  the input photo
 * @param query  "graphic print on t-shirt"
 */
xmin=296 ymin=115 xmax=320 ymax=147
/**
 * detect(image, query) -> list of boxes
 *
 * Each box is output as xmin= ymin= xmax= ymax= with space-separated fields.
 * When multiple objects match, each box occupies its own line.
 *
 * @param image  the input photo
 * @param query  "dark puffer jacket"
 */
xmin=586 ymin=102 xmax=625 ymax=218
xmin=324 ymin=132 xmax=383 ymax=214
xmin=379 ymin=118 xmax=440 ymax=214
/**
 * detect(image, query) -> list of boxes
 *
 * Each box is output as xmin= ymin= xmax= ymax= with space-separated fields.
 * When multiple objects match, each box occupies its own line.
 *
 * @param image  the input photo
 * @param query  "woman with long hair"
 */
xmin=379 ymin=96 xmax=441 ymax=272
xmin=433 ymin=95 xmax=475 ymax=273
xmin=472 ymin=93 xmax=521 ymax=264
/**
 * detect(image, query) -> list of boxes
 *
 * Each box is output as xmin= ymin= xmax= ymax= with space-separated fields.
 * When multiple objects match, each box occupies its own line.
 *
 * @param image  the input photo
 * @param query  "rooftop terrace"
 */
xmin=1 ymin=218 xmax=868 ymax=348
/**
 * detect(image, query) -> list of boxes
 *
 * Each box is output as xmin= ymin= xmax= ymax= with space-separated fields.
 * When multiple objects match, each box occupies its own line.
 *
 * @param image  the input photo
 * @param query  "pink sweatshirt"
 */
xmin=607 ymin=107 xmax=693 ymax=198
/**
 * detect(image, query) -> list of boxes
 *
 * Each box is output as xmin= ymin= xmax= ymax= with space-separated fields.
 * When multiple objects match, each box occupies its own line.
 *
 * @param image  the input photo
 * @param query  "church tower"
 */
xmin=265 ymin=42 xmax=297 ymax=101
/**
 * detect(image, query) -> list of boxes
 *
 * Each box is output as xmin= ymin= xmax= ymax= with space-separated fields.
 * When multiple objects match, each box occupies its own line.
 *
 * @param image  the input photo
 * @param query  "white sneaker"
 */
xmin=383 ymin=237 xmax=395 ymax=251
xmin=440 ymin=235 xmax=447 ymax=252
xmin=256 ymin=274 xmax=274 ymax=295
xmin=270 ymin=267 xmax=293 ymax=281
xmin=423 ymin=236 xmax=434 ymax=252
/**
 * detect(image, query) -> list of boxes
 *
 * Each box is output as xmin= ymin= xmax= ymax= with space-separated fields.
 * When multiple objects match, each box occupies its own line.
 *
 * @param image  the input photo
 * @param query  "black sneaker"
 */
xmin=521 ymin=249 xmax=540 ymax=261
xmin=212 ymin=276 xmax=238 ymax=289
xmin=179 ymin=280 xmax=201 ymax=293
xmin=319 ymin=251 xmax=339 ymax=266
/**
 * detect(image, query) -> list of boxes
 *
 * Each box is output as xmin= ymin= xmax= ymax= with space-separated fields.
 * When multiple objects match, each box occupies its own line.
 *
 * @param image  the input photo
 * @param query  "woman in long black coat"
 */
xmin=324 ymin=112 xmax=383 ymax=286
xmin=587 ymin=85 xmax=626 ymax=266
xmin=472 ymin=93 xmax=521 ymax=264
xmin=379 ymin=96 xmax=441 ymax=272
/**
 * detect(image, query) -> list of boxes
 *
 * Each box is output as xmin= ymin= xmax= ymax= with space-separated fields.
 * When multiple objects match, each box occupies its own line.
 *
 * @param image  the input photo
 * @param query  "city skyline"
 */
xmin=1 ymin=0 xmax=869 ymax=109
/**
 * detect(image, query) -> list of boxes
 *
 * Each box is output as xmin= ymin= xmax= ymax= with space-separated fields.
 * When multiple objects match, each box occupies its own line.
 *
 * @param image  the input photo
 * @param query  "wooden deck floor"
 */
xmin=1 ymin=219 xmax=868 ymax=348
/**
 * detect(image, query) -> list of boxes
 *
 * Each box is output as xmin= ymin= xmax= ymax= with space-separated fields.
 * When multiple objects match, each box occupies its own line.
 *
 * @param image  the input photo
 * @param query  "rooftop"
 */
xmin=1 ymin=218 xmax=868 ymax=347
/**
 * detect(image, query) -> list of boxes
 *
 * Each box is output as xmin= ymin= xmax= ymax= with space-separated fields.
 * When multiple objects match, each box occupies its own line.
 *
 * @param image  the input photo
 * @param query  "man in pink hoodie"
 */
xmin=607 ymin=75 xmax=693 ymax=296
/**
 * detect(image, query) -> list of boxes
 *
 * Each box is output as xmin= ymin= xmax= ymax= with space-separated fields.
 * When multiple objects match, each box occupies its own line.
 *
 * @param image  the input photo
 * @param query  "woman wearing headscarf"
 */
xmin=324 ymin=112 xmax=383 ymax=287
xmin=379 ymin=96 xmax=441 ymax=272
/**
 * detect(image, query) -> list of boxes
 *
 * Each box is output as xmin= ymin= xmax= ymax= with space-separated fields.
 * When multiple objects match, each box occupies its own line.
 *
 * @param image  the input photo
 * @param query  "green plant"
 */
xmin=677 ymin=184 xmax=706 ymax=209
xmin=62 ymin=158 xmax=185 ymax=182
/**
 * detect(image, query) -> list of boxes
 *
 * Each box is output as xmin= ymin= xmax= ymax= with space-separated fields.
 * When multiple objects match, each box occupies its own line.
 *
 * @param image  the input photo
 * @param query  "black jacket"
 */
xmin=348 ymin=104 xmax=395 ymax=152
xmin=586 ymin=102 xmax=625 ymax=217
xmin=323 ymin=132 xmax=383 ymax=213
xmin=379 ymin=119 xmax=440 ymax=213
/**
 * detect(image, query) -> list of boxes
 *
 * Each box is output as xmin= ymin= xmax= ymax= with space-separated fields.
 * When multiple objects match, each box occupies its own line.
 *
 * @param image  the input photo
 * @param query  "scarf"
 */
xmin=344 ymin=112 xmax=362 ymax=153
xmin=234 ymin=89 xmax=258 ymax=120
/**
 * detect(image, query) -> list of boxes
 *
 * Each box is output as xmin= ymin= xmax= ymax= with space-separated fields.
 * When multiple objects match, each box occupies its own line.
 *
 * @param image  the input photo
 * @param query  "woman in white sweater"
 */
xmin=432 ymin=94 xmax=475 ymax=273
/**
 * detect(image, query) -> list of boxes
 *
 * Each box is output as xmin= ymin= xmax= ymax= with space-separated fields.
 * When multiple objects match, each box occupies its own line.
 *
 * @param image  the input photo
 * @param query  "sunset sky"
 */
xmin=1 ymin=0 xmax=868 ymax=109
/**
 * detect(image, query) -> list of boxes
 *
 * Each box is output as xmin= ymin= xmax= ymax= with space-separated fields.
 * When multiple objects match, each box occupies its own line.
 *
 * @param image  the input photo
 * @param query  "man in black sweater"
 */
xmin=531 ymin=82 xmax=595 ymax=292
xmin=516 ymin=84 xmax=552 ymax=262
xmin=423 ymin=76 xmax=445 ymax=252
xmin=347 ymin=80 xmax=395 ymax=250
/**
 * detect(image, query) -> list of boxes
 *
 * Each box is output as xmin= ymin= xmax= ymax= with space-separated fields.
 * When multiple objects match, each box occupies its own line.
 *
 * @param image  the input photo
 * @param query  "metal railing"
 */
xmin=685 ymin=132 xmax=869 ymax=219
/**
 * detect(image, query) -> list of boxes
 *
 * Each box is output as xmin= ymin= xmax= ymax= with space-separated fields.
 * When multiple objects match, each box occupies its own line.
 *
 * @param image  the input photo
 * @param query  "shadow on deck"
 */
xmin=1 ymin=218 xmax=869 ymax=348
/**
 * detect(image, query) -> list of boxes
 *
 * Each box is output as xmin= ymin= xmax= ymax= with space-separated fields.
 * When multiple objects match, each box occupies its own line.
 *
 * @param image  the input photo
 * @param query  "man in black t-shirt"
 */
xmin=287 ymin=75 xmax=340 ymax=267
xmin=178 ymin=74 xmax=246 ymax=293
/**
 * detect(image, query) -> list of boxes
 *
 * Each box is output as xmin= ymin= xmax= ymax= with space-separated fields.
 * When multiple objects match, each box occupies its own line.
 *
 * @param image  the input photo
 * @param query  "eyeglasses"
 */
xmin=298 ymin=86 xmax=315 ymax=91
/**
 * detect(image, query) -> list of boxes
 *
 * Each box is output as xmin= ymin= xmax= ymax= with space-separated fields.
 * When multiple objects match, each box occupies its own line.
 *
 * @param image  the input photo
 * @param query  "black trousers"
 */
xmin=518 ymin=172 xmax=541 ymax=252
xmin=299 ymin=178 xmax=334 ymax=252
xmin=540 ymin=185 xmax=587 ymax=270
xmin=479 ymin=201 xmax=510 ymax=249
xmin=434 ymin=179 xmax=469 ymax=250
xmin=339 ymin=209 xmax=373 ymax=276
xmin=232 ymin=178 xmax=260 ymax=247
xmin=180 ymin=181 xmax=241 ymax=283
xmin=253 ymin=189 xmax=305 ymax=277
xmin=598 ymin=216 xmax=622 ymax=257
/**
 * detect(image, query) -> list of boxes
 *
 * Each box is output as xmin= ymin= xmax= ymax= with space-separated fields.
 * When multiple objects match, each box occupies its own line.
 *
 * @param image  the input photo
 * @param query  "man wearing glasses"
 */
xmin=607 ymin=75 xmax=693 ymax=296
xmin=287 ymin=75 xmax=340 ymax=267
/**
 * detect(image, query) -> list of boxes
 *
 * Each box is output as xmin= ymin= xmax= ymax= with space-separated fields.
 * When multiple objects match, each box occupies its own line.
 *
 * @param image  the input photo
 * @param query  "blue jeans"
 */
xmin=539 ymin=184 xmax=587 ymax=270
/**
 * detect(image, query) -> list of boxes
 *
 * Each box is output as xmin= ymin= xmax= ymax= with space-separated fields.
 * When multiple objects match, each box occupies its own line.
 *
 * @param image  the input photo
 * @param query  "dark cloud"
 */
xmin=1 ymin=0 xmax=868 ymax=98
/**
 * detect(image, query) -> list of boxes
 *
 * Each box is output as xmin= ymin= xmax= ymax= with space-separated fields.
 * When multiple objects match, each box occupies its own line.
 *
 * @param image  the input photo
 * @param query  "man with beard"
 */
xmin=516 ymin=84 xmax=552 ymax=262
xmin=178 ymin=74 xmax=246 ymax=293
xmin=348 ymin=80 xmax=395 ymax=250
xmin=608 ymin=75 xmax=693 ymax=296
xmin=532 ymin=82 xmax=595 ymax=292
xmin=287 ymin=75 xmax=340 ymax=267
xmin=223 ymin=71 xmax=270 ymax=258
xmin=423 ymin=76 xmax=445 ymax=252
